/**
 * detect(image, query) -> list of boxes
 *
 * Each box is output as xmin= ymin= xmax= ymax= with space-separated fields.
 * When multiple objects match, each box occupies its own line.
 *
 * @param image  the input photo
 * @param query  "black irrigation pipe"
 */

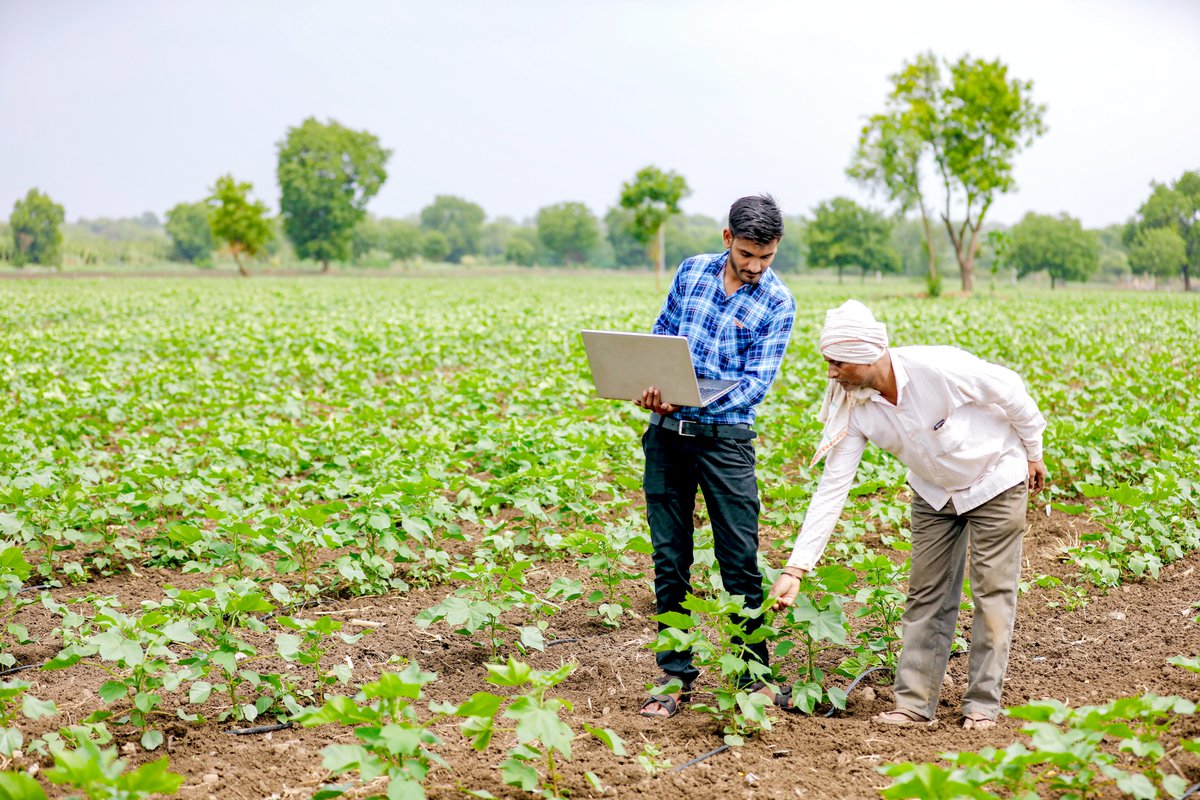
xmin=223 ymin=722 xmax=293 ymax=736
xmin=545 ymin=638 xmax=577 ymax=647
xmin=0 ymin=661 xmax=47 ymax=677
xmin=670 ymin=744 xmax=730 ymax=773
xmin=17 ymin=584 xmax=53 ymax=594
xmin=1180 ymin=781 xmax=1200 ymax=800
xmin=824 ymin=666 xmax=891 ymax=718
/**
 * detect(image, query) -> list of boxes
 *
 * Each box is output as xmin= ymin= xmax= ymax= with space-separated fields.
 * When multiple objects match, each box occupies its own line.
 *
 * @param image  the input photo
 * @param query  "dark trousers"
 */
xmin=642 ymin=424 xmax=767 ymax=683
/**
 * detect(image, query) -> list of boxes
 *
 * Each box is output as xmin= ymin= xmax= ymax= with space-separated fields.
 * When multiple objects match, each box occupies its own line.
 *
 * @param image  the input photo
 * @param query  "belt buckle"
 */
xmin=677 ymin=420 xmax=698 ymax=437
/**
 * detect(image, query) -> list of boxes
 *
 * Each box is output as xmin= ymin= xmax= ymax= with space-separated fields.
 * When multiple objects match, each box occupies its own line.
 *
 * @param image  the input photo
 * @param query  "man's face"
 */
xmin=824 ymin=356 xmax=874 ymax=390
xmin=723 ymin=230 xmax=778 ymax=287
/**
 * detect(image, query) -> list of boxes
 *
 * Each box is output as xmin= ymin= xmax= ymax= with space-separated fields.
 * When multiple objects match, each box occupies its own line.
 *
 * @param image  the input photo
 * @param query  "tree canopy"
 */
xmin=849 ymin=51 xmax=1047 ymax=293
xmin=1124 ymin=170 xmax=1199 ymax=290
xmin=1008 ymin=212 xmax=1098 ymax=289
xmin=803 ymin=197 xmax=899 ymax=283
xmin=1128 ymin=227 xmax=1187 ymax=286
xmin=419 ymin=195 xmax=485 ymax=263
xmin=164 ymin=201 xmax=215 ymax=266
xmin=207 ymin=175 xmax=274 ymax=277
xmin=277 ymin=117 xmax=390 ymax=272
xmin=10 ymin=188 xmax=65 ymax=267
xmin=536 ymin=202 xmax=599 ymax=265
xmin=619 ymin=165 xmax=689 ymax=287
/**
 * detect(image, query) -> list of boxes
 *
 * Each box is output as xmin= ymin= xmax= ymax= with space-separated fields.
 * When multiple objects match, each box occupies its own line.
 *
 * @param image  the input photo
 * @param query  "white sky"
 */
xmin=2 ymin=0 xmax=1197 ymax=228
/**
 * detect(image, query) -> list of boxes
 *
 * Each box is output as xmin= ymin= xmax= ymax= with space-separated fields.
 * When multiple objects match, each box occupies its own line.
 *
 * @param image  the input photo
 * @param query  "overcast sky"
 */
xmin=2 ymin=0 xmax=1198 ymax=229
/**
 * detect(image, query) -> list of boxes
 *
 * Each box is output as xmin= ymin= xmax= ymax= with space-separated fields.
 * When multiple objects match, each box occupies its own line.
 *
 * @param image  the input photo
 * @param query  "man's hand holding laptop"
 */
xmin=633 ymin=387 xmax=678 ymax=415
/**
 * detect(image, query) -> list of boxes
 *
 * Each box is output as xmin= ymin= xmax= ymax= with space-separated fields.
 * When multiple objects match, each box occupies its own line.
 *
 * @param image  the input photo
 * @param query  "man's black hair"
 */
xmin=727 ymin=195 xmax=784 ymax=245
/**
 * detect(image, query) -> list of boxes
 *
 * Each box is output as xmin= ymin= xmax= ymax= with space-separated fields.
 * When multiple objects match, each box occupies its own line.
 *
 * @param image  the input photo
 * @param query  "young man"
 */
xmin=635 ymin=195 xmax=796 ymax=717
xmin=768 ymin=299 xmax=1047 ymax=729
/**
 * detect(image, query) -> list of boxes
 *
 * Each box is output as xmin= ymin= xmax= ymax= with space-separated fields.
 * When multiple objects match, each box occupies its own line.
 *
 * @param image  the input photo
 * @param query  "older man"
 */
xmin=768 ymin=300 xmax=1046 ymax=729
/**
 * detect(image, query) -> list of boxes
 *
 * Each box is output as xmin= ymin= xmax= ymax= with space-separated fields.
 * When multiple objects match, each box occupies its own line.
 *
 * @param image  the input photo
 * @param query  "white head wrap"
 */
xmin=811 ymin=300 xmax=889 ymax=466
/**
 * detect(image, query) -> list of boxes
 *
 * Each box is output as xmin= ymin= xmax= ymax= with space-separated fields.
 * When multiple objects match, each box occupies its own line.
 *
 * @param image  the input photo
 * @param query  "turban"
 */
xmin=811 ymin=300 xmax=889 ymax=466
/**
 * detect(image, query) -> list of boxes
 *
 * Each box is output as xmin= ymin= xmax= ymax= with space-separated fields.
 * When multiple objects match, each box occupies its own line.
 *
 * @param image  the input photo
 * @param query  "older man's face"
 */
xmin=824 ymin=356 xmax=874 ymax=389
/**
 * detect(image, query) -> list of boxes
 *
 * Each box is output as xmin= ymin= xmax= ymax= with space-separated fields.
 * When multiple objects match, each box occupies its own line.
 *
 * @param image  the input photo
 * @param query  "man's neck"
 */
xmin=873 ymin=351 xmax=898 ymax=405
xmin=723 ymin=259 xmax=747 ymax=297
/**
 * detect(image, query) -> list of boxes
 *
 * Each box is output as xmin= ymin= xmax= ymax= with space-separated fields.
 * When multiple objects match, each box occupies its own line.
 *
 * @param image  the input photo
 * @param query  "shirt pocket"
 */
xmin=930 ymin=414 xmax=969 ymax=455
xmin=720 ymin=321 xmax=761 ymax=365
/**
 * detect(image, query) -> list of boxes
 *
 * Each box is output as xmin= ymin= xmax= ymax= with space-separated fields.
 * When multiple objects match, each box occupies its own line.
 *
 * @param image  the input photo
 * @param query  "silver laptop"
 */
xmin=580 ymin=330 xmax=738 ymax=407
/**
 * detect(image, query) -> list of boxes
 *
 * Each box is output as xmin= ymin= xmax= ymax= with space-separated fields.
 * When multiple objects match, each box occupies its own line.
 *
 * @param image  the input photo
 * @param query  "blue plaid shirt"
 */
xmin=651 ymin=251 xmax=795 ymax=426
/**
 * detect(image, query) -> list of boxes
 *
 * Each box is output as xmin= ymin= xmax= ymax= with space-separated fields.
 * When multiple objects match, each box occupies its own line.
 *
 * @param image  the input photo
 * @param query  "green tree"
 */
xmin=536 ymin=202 xmax=599 ymax=265
xmin=771 ymin=215 xmax=808 ymax=272
xmin=603 ymin=206 xmax=645 ymax=269
xmin=504 ymin=227 xmax=539 ymax=266
xmin=1124 ymin=170 xmax=1200 ymax=290
xmin=850 ymin=52 xmax=1047 ymax=293
xmin=420 ymin=229 xmax=450 ymax=263
xmin=663 ymin=213 xmax=725 ymax=270
xmin=1128 ymin=227 xmax=1187 ymax=287
xmin=164 ymin=201 xmax=216 ymax=266
xmin=1008 ymin=212 xmax=1099 ymax=289
xmin=619 ymin=165 xmax=690 ymax=289
xmin=207 ymin=175 xmax=274 ymax=277
xmin=10 ymin=188 xmax=65 ymax=267
xmin=803 ymin=197 xmax=899 ymax=284
xmin=277 ymin=117 xmax=391 ymax=272
xmin=419 ymin=195 xmax=485 ymax=263
xmin=480 ymin=217 xmax=519 ymax=261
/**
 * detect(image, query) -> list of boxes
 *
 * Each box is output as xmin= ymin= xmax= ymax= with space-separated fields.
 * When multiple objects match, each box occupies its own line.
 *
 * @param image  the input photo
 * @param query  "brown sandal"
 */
xmin=962 ymin=712 xmax=996 ymax=730
xmin=639 ymin=675 xmax=694 ymax=718
xmin=872 ymin=708 xmax=935 ymax=726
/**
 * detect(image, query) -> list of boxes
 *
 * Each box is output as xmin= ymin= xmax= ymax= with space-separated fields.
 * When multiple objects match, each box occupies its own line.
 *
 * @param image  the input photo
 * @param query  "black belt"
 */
xmin=648 ymin=412 xmax=756 ymax=441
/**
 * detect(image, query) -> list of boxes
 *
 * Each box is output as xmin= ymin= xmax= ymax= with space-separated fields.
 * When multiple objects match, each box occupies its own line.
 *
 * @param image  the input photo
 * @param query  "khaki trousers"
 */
xmin=893 ymin=481 xmax=1028 ymax=719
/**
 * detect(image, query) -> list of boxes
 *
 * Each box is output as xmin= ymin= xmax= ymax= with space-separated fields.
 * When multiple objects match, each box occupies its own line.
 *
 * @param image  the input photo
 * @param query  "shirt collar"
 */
xmin=713 ymin=250 xmax=765 ymax=296
xmin=868 ymin=348 xmax=906 ymax=405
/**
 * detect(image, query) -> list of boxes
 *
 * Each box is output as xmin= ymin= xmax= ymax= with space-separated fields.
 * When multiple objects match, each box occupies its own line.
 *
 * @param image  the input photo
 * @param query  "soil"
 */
xmin=8 ymin=505 xmax=1200 ymax=800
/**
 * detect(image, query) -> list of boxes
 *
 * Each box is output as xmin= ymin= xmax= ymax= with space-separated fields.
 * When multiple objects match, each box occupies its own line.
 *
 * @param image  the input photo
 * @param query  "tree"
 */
xmin=1008 ymin=212 xmax=1098 ymax=289
xmin=277 ymin=117 xmax=391 ymax=272
xmin=10 ymin=188 xmax=65 ymax=267
xmin=420 ymin=230 xmax=450 ymax=263
xmin=849 ymin=52 xmax=1047 ymax=293
xmin=535 ymin=202 xmax=599 ymax=265
xmin=505 ymin=228 xmax=539 ymax=266
xmin=1124 ymin=170 xmax=1200 ymax=290
xmin=207 ymin=175 xmax=273 ymax=277
xmin=603 ymin=206 xmax=646 ymax=269
xmin=619 ymin=165 xmax=689 ymax=289
xmin=1128 ymin=227 xmax=1187 ymax=287
xmin=164 ymin=201 xmax=216 ymax=266
xmin=663 ymin=213 xmax=725 ymax=270
xmin=803 ymin=197 xmax=900 ymax=283
xmin=419 ymin=195 xmax=485 ymax=263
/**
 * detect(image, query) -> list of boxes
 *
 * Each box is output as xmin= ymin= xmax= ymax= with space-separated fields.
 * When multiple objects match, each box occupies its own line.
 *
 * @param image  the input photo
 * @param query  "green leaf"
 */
xmin=0 ymin=728 xmax=23 ymax=758
xmin=386 ymin=777 xmax=426 ymax=800
xmin=499 ymin=758 xmax=540 ymax=792
xmin=140 ymin=729 xmax=164 ymax=751
xmin=652 ymin=611 xmax=696 ymax=629
xmin=583 ymin=724 xmax=627 ymax=756
xmin=160 ymin=620 xmax=197 ymax=644
xmin=20 ymin=694 xmax=56 ymax=720
xmin=118 ymin=756 xmax=184 ymax=793
xmin=0 ymin=770 xmax=47 ymax=800
xmin=98 ymin=681 xmax=129 ymax=704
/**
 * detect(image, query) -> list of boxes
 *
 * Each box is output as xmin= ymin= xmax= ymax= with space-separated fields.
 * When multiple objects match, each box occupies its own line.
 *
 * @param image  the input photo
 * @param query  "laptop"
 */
xmin=580 ymin=330 xmax=738 ymax=407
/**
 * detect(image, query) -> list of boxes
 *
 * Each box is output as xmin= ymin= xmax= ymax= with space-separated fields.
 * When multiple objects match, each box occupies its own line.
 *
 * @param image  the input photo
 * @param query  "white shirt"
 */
xmin=785 ymin=346 xmax=1046 ymax=571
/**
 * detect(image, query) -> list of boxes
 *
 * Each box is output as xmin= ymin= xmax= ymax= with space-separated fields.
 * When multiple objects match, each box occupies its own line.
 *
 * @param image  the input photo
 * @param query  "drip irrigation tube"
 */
xmin=1180 ymin=781 xmax=1199 ymax=800
xmin=545 ymin=638 xmax=577 ymax=647
xmin=824 ymin=666 xmax=891 ymax=718
xmin=670 ymin=744 xmax=730 ymax=772
xmin=223 ymin=722 xmax=293 ymax=735
xmin=17 ymin=584 xmax=52 ymax=594
xmin=0 ymin=662 xmax=46 ymax=678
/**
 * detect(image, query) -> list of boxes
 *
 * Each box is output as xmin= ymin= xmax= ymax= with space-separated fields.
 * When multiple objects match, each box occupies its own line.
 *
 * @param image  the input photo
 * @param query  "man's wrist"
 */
xmin=781 ymin=566 xmax=805 ymax=578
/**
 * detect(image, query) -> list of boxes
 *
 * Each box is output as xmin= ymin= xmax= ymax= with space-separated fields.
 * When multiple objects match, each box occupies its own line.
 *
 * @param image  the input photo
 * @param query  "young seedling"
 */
xmin=771 ymin=565 xmax=854 ymax=715
xmin=650 ymin=590 xmax=775 ymax=745
xmin=299 ymin=662 xmax=446 ymax=800
xmin=275 ymin=615 xmax=366 ymax=703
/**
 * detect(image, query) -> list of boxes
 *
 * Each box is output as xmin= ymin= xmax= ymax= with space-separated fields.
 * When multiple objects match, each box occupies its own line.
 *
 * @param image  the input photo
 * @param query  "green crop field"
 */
xmin=1 ymin=274 xmax=1198 ymax=800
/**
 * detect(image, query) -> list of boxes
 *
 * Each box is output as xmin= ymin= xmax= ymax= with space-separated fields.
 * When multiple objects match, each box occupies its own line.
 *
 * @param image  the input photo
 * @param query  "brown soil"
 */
xmin=9 ymin=506 xmax=1200 ymax=800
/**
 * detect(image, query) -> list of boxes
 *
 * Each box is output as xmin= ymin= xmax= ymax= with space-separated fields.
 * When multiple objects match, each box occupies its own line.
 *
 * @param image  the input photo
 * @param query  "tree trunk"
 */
xmin=321 ymin=259 xmax=330 ymax=273
xmin=919 ymin=208 xmax=939 ymax=286
xmin=1184 ymin=264 xmax=1192 ymax=291
xmin=656 ymin=225 xmax=666 ymax=293
xmin=233 ymin=252 xmax=248 ymax=277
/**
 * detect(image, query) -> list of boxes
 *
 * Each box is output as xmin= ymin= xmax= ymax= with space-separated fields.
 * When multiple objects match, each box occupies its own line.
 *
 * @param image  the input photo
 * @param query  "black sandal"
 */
xmin=639 ymin=675 xmax=695 ymax=718
xmin=748 ymin=681 xmax=802 ymax=715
